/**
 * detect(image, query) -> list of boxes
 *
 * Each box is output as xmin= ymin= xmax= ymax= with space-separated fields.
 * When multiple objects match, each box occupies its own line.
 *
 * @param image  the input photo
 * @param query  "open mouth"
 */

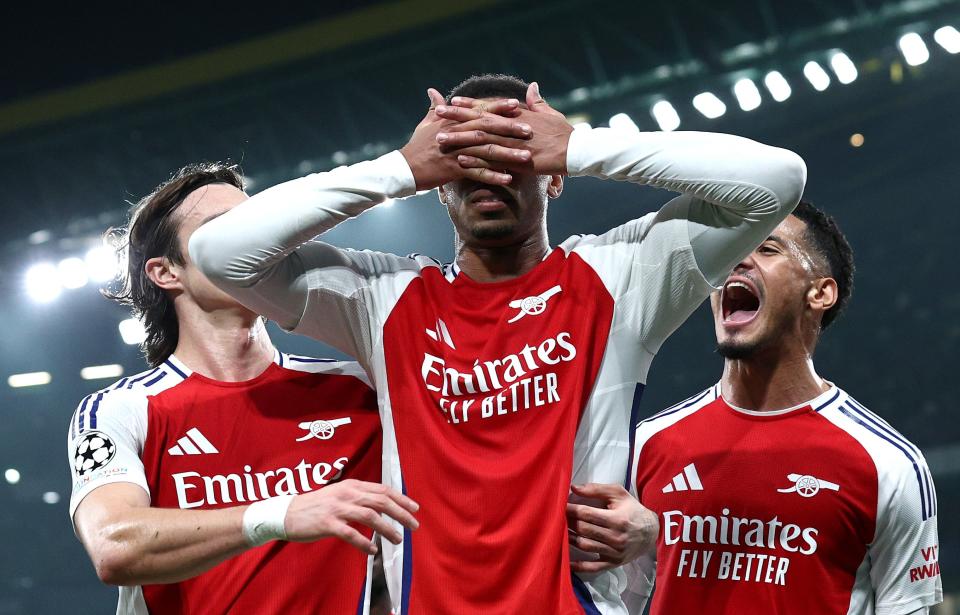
xmin=721 ymin=277 xmax=762 ymax=326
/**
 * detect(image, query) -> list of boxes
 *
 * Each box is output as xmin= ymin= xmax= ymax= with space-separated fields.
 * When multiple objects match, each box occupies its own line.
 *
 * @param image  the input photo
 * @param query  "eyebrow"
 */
xmin=765 ymin=234 xmax=787 ymax=246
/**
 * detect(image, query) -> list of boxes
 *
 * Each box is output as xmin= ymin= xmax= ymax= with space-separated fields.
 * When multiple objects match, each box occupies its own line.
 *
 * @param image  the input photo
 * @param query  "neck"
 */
xmin=720 ymin=343 xmax=828 ymax=412
xmin=455 ymin=233 xmax=550 ymax=283
xmin=171 ymin=302 xmax=275 ymax=382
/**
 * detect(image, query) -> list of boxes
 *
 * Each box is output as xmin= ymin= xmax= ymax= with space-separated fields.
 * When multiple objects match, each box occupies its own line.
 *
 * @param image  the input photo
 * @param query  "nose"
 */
xmin=732 ymin=251 xmax=757 ymax=274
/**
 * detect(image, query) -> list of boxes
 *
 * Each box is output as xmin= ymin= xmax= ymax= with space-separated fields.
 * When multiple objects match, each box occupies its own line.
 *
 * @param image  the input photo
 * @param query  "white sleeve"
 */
xmin=189 ymin=151 xmax=419 ymax=362
xmin=870 ymin=456 xmax=942 ymax=615
xmin=67 ymin=389 xmax=149 ymax=523
xmin=565 ymin=128 xmax=806 ymax=352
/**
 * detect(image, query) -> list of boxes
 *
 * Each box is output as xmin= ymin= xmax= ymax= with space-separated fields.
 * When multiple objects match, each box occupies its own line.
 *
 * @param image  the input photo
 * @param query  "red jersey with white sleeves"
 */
xmin=67 ymin=351 xmax=380 ymax=615
xmin=190 ymin=127 xmax=806 ymax=614
xmin=628 ymin=384 xmax=942 ymax=615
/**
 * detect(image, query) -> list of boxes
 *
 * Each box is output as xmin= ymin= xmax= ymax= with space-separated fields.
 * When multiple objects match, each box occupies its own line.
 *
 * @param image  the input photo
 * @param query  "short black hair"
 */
xmin=447 ymin=73 xmax=529 ymax=103
xmin=790 ymin=200 xmax=855 ymax=330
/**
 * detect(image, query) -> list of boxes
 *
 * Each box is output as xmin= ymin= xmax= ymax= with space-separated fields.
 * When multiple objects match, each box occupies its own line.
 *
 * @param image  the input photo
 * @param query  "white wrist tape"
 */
xmin=242 ymin=495 xmax=295 ymax=546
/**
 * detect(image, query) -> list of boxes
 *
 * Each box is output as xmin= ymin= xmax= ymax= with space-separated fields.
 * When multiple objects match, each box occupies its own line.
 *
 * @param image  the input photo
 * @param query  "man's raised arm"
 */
xmin=189 ymin=90 xmax=530 ymax=359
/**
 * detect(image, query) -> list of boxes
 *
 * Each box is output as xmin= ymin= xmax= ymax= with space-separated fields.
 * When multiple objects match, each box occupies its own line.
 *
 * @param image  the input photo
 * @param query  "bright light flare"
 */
xmin=8 ymin=372 xmax=52 ymax=388
xmin=829 ymin=52 xmax=858 ymax=84
xmin=81 ymin=364 xmax=124 ymax=380
xmin=608 ymin=113 xmax=640 ymax=133
xmin=58 ymin=257 xmax=88 ymax=289
xmin=25 ymin=264 xmax=61 ymax=303
xmin=692 ymin=92 xmax=726 ymax=119
xmin=119 ymin=318 xmax=147 ymax=345
xmin=732 ymin=79 xmax=762 ymax=111
xmin=763 ymin=71 xmax=792 ymax=102
xmin=42 ymin=491 xmax=60 ymax=504
xmin=934 ymin=26 xmax=960 ymax=54
xmin=650 ymin=101 xmax=680 ymax=132
xmin=85 ymin=246 xmax=119 ymax=283
xmin=4 ymin=469 xmax=20 ymax=485
xmin=803 ymin=61 xmax=831 ymax=91
xmin=898 ymin=32 xmax=930 ymax=66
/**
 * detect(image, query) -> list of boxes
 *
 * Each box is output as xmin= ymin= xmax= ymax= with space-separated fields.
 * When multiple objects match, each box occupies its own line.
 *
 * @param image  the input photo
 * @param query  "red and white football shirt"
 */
xmin=189 ymin=127 xmax=807 ymax=613
xmin=67 ymin=351 xmax=380 ymax=615
xmin=628 ymin=384 xmax=942 ymax=615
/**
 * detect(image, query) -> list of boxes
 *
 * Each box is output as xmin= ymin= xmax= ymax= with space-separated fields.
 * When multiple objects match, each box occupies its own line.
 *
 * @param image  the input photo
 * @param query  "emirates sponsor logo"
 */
xmin=420 ymin=331 xmax=577 ymax=426
xmin=172 ymin=457 xmax=348 ymax=509
xmin=663 ymin=508 xmax=819 ymax=555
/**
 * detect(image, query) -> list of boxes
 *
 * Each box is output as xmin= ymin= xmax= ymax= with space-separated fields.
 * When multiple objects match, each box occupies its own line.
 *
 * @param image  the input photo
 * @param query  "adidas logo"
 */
xmin=168 ymin=428 xmax=219 ymax=456
xmin=662 ymin=463 xmax=704 ymax=493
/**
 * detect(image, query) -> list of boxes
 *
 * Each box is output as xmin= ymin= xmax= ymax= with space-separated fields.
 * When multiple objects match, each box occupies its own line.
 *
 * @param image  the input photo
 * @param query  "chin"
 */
xmin=716 ymin=340 xmax=761 ymax=360
xmin=469 ymin=221 xmax=517 ymax=241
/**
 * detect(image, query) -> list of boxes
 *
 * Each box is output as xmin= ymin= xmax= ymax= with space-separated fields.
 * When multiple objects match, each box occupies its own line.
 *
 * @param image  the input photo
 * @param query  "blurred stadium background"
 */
xmin=1 ymin=0 xmax=958 ymax=612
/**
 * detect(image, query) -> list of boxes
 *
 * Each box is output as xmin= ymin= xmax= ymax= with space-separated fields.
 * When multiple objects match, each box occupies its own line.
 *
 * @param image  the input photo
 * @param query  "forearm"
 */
xmin=566 ymin=128 xmax=805 ymax=216
xmin=189 ymin=151 xmax=415 ymax=289
xmin=82 ymin=504 xmax=250 ymax=585
xmin=567 ymin=128 xmax=806 ymax=285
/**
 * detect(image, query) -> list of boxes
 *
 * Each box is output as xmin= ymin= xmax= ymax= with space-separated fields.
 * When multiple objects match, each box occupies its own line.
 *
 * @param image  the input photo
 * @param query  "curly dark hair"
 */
xmin=104 ymin=162 xmax=244 ymax=366
xmin=790 ymin=200 xmax=855 ymax=330
xmin=447 ymin=73 xmax=529 ymax=104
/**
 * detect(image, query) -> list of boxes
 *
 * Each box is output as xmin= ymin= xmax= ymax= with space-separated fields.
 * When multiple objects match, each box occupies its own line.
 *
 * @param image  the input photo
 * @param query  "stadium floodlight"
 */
xmin=81 ymin=364 xmax=124 ymax=380
xmin=8 ymin=372 xmax=52 ymax=388
xmin=763 ymin=71 xmax=792 ymax=102
xmin=42 ymin=491 xmax=60 ymax=505
xmin=829 ymin=52 xmax=858 ymax=84
xmin=803 ymin=61 xmax=831 ymax=91
xmin=898 ymin=32 xmax=930 ymax=66
xmin=58 ymin=257 xmax=89 ymax=289
xmin=934 ymin=26 xmax=960 ymax=54
xmin=608 ymin=113 xmax=640 ymax=133
xmin=732 ymin=78 xmax=762 ymax=111
xmin=25 ymin=263 xmax=61 ymax=303
xmin=650 ymin=101 xmax=680 ymax=132
xmin=4 ymin=469 xmax=20 ymax=485
xmin=85 ymin=245 xmax=119 ymax=283
xmin=692 ymin=92 xmax=726 ymax=119
xmin=119 ymin=318 xmax=148 ymax=345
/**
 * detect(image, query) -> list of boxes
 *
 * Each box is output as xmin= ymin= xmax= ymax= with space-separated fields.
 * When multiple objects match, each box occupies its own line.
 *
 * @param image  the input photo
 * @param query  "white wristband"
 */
xmin=242 ymin=495 xmax=295 ymax=546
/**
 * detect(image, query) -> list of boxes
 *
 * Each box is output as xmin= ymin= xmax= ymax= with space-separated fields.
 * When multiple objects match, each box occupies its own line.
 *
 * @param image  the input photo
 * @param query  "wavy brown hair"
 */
xmin=105 ymin=163 xmax=244 ymax=366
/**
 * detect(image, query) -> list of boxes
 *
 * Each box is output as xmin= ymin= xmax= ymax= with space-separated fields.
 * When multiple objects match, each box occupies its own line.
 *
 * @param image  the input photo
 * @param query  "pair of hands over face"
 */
xmin=399 ymin=82 xmax=575 ymax=191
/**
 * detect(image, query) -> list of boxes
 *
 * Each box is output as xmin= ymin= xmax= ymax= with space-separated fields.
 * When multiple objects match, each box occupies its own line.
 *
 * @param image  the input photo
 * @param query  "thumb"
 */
xmin=427 ymin=87 xmax=445 ymax=110
xmin=526 ymin=81 xmax=548 ymax=111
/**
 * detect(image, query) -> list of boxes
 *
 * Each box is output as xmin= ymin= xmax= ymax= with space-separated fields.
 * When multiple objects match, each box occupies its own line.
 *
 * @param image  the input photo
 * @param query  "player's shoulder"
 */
xmin=557 ymin=212 xmax=661 ymax=254
xmin=816 ymin=386 xmax=928 ymax=473
xmin=635 ymin=383 xmax=721 ymax=441
xmin=68 ymin=362 xmax=186 ymax=440
xmin=278 ymin=352 xmax=372 ymax=388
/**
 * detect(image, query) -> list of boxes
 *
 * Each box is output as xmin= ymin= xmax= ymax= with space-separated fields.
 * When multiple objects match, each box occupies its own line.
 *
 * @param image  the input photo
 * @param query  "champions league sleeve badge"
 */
xmin=73 ymin=431 xmax=118 ymax=476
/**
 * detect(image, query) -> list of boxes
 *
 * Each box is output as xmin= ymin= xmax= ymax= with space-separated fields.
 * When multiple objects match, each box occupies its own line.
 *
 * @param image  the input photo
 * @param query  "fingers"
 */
xmin=459 ymin=166 xmax=513 ymax=186
xmin=571 ymin=483 xmax=629 ymax=502
xmin=343 ymin=505 xmax=404 ymax=545
xmin=439 ymin=116 xmax=532 ymax=140
xmin=449 ymin=96 xmax=522 ymax=117
xmin=333 ymin=522 xmax=377 ymax=555
xmin=435 ymin=99 xmax=521 ymax=123
xmin=358 ymin=492 xmax=419 ymax=532
xmin=571 ymin=558 xmax=618 ymax=574
xmin=566 ymin=502 xmax=617 ymax=529
xmin=568 ymin=532 xmax=621 ymax=560
xmin=449 ymin=144 xmax=531 ymax=166
xmin=438 ymin=131 xmax=531 ymax=155
xmin=427 ymin=88 xmax=445 ymax=110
